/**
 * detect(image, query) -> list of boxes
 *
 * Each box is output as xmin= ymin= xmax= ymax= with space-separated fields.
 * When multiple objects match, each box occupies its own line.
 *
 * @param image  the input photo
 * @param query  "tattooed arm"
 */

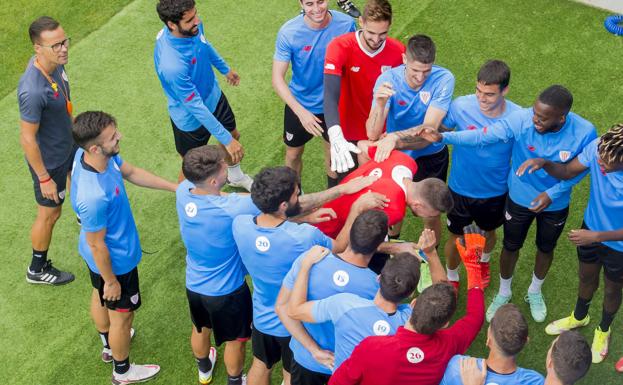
xmin=297 ymin=175 xmax=378 ymax=213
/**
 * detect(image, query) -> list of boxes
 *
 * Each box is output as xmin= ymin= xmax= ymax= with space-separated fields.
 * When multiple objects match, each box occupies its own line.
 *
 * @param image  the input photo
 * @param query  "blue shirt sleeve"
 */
xmin=442 ymin=100 xmax=457 ymax=129
xmin=577 ymin=138 xmax=598 ymax=167
xmin=441 ymin=111 xmax=518 ymax=147
xmin=159 ymin=64 xmax=233 ymax=145
xmin=78 ymin=194 xmax=108 ymax=233
xmin=204 ymin=39 xmax=230 ymax=75
xmin=439 ymin=355 xmax=464 ymax=385
xmin=312 ymin=293 xmax=366 ymax=323
xmin=274 ymin=27 xmax=292 ymax=62
xmin=429 ymin=72 xmax=455 ymax=112
xmin=18 ymin=86 xmax=45 ymax=123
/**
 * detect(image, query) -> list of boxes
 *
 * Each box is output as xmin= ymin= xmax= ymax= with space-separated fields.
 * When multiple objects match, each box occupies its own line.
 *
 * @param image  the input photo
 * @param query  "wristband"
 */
xmin=39 ymin=176 xmax=52 ymax=184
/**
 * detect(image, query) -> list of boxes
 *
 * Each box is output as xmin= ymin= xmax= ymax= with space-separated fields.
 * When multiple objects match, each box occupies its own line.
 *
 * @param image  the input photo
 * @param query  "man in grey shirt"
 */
xmin=18 ymin=16 xmax=75 ymax=285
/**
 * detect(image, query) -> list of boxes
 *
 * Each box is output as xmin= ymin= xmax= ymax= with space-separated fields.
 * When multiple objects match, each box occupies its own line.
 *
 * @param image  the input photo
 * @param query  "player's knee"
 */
xmin=38 ymin=206 xmax=62 ymax=224
xmin=502 ymin=238 xmax=522 ymax=252
xmin=535 ymin=240 xmax=556 ymax=254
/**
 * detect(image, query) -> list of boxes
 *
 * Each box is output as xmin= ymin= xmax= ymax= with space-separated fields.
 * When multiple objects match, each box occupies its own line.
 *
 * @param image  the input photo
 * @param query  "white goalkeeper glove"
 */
xmin=328 ymin=125 xmax=361 ymax=173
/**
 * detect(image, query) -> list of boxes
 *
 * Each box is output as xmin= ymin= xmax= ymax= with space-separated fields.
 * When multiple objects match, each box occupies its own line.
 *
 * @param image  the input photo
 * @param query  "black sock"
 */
xmin=228 ymin=373 xmax=243 ymax=385
xmin=113 ymin=357 xmax=130 ymax=375
xmin=99 ymin=331 xmax=110 ymax=348
xmin=573 ymin=297 xmax=592 ymax=320
xmin=30 ymin=249 xmax=48 ymax=272
xmin=327 ymin=175 xmax=338 ymax=188
xmin=196 ymin=355 xmax=213 ymax=373
xmin=599 ymin=309 xmax=616 ymax=332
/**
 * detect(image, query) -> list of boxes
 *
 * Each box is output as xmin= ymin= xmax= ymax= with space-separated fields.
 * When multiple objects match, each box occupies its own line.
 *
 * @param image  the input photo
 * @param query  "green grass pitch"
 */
xmin=1 ymin=0 xmax=622 ymax=384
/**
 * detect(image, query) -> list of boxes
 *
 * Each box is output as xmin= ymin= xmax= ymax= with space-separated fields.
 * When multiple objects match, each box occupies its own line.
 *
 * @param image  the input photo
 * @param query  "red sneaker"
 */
xmin=616 ymin=356 xmax=623 ymax=372
xmin=481 ymin=261 xmax=491 ymax=289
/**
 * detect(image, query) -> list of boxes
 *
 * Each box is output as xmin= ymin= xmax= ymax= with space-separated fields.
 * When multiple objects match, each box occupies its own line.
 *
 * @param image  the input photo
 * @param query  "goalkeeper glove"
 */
xmin=455 ymin=224 xmax=486 ymax=290
xmin=328 ymin=125 xmax=361 ymax=173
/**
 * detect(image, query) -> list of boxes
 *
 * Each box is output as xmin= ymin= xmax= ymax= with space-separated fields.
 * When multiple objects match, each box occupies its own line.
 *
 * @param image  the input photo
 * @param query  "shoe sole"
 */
xmin=111 ymin=369 xmax=159 ymax=385
xmin=26 ymin=276 xmax=75 ymax=286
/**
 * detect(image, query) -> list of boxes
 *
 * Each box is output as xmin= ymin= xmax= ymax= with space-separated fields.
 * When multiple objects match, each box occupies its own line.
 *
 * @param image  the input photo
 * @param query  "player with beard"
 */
xmin=233 ymin=167 xmax=384 ymax=385
xmin=154 ymin=0 xmax=253 ymax=189
xmin=71 ymin=111 xmax=177 ymax=384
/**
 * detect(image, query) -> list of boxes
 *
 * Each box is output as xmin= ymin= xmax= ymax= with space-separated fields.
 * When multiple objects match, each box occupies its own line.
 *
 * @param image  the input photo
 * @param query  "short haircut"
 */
xmin=419 ymin=178 xmax=453 ymax=213
xmin=406 ymin=34 xmax=436 ymax=64
xmin=251 ymin=167 xmax=299 ymax=214
xmin=379 ymin=253 xmax=420 ymax=303
xmin=538 ymin=85 xmax=573 ymax=114
xmin=182 ymin=145 xmax=225 ymax=183
xmin=157 ymin=0 xmax=195 ymax=27
xmin=490 ymin=304 xmax=528 ymax=356
xmin=72 ymin=111 xmax=117 ymax=149
xmin=552 ymin=331 xmax=591 ymax=384
xmin=598 ymin=123 xmax=623 ymax=165
xmin=349 ymin=210 xmax=388 ymax=255
xmin=409 ymin=282 xmax=456 ymax=334
xmin=29 ymin=16 xmax=60 ymax=44
xmin=362 ymin=0 xmax=392 ymax=23
xmin=477 ymin=60 xmax=511 ymax=90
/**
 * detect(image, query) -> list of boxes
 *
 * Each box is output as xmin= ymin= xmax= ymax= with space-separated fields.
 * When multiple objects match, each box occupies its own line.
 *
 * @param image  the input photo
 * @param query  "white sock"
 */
xmin=480 ymin=252 xmax=491 ymax=263
xmin=227 ymin=164 xmax=244 ymax=181
xmin=528 ymin=272 xmax=545 ymax=294
xmin=498 ymin=275 xmax=513 ymax=297
xmin=446 ymin=267 xmax=459 ymax=282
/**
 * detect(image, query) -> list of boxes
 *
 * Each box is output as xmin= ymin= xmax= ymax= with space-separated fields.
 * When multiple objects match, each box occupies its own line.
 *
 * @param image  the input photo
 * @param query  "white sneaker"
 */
xmin=228 ymin=174 xmax=254 ymax=192
xmin=111 ymin=363 xmax=160 ymax=384
xmin=198 ymin=347 xmax=218 ymax=384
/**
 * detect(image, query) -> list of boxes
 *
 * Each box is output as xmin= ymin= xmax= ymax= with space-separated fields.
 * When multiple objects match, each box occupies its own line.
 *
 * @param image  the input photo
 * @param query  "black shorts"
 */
xmin=290 ymin=359 xmax=331 ymax=385
xmin=412 ymin=146 xmax=449 ymax=182
xmin=89 ymin=266 xmax=141 ymax=312
xmin=28 ymin=148 xmax=76 ymax=207
xmin=502 ymin=197 xmax=569 ymax=253
xmin=186 ymin=282 xmax=253 ymax=346
xmin=577 ymin=222 xmax=623 ymax=283
xmin=283 ymin=105 xmax=330 ymax=147
xmin=171 ymin=92 xmax=236 ymax=156
xmin=447 ymin=189 xmax=507 ymax=234
xmin=251 ymin=328 xmax=293 ymax=371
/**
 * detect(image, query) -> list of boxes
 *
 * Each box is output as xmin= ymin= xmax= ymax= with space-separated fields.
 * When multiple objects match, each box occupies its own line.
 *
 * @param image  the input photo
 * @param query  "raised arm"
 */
xmin=516 ymin=156 xmax=589 ymax=180
xmin=287 ymin=246 xmax=331 ymax=323
xmin=297 ymin=175 xmax=378 ymax=213
xmin=366 ymin=81 xmax=393 ymax=141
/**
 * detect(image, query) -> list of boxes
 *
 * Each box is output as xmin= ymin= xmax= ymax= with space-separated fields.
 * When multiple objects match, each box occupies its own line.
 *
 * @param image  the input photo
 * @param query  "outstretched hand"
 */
xmin=516 ymin=158 xmax=546 ymax=177
xmin=455 ymin=224 xmax=486 ymax=289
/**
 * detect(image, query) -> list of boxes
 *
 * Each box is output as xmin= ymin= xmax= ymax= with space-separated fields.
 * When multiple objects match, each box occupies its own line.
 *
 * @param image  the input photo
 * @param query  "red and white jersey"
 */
xmin=315 ymin=147 xmax=417 ymax=239
xmin=324 ymin=32 xmax=405 ymax=141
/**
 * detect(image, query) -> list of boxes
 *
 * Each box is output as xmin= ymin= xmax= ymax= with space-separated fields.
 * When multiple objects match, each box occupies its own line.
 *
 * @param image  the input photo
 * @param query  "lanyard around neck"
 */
xmin=33 ymin=58 xmax=73 ymax=117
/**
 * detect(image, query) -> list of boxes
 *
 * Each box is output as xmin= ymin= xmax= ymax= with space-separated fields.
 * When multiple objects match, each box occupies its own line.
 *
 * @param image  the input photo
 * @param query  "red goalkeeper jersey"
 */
xmin=324 ymin=32 xmax=404 ymax=141
xmin=315 ymin=148 xmax=417 ymax=239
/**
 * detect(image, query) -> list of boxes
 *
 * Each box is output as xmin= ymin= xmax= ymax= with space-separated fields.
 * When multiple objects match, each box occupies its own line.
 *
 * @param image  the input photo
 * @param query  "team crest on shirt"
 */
xmin=332 ymin=270 xmax=350 ymax=286
xmin=369 ymin=168 xmax=383 ymax=178
xmin=559 ymin=150 xmax=571 ymax=162
xmin=200 ymin=34 xmax=208 ymax=45
xmin=373 ymin=320 xmax=391 ymax=336
xmin=406 ymin=347 xmax=425 ymax=364
xmin=255 ymin=236 xmax=270 ymax=252
xmin=303 ymin=45 xmax=312 ymax=52
xmin=185 ymin=202 xmax=198 ymax=218
xmin=419 ymin=91 xmax=431 ymax=105
xmin=381 ymin=65 xmax=392 ymax=73
xmin=61 ymin=70 xmax=69 ymax=82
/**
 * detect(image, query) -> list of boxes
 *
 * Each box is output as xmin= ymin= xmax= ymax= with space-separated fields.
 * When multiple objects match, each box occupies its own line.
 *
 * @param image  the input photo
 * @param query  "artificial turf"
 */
xmin=1 ymin=0 xmax=622 ymax=384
